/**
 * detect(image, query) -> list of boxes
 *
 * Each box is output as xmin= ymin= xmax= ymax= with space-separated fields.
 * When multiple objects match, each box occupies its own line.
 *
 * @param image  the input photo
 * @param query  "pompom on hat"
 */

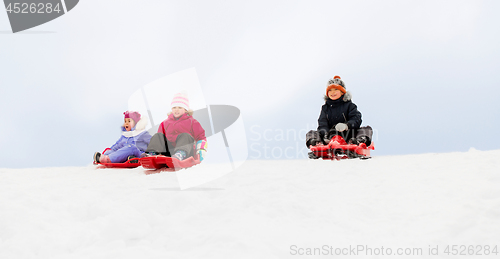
xmin=326 ymin=75 xmax=346 ymax=95
xmin=171 ymin=92 xmax=190 ymax=110
xmin=124 ymin=111 xmax=141 ymax=123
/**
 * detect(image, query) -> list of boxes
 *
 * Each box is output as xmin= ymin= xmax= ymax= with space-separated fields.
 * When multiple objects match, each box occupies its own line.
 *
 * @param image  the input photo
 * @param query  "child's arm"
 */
xmin=192 ymin=120 xmax=207 ymax=142
xmin=192 ymin=120 xmax=207 ymax=161
xmin=345 ymin=103 xmax=362 ymax=129
xmin=109 ymin=136 xmax=125 ymax=151
xmin=136 ymin=132 xmax=152 ymax=152
xmin=196 ymin=140 xmax=207 ymax=161
xmin=157 ymin=121 xmax=165 ymax=134
xmin=317 ymin=106 xmax=330 ymax=138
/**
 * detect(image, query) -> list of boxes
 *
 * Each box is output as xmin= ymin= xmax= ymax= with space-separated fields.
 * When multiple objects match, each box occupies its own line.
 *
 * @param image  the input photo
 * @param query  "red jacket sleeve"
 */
xmin=158 ymin=120 xmax=166 ymax=135
xmin=191 ymin=119 xmax=206 ymax=142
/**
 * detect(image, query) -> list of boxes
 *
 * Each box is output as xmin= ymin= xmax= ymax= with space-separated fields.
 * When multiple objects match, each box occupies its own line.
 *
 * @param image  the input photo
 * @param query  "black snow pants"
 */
xmin=146 ymin=133 xmax=195 ymax=157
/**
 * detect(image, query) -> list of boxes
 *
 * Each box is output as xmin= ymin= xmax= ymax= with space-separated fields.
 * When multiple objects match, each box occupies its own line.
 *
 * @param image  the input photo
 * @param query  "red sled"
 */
xmin=93 ymin=148 xmax=141 ymax=168
xmin=93 ymin=158 xmax=142 ymax=168
xmin=309 ymin=135 xmax=374 ymax=160
xmin=140 ymin=154 xmax=201 ymax=171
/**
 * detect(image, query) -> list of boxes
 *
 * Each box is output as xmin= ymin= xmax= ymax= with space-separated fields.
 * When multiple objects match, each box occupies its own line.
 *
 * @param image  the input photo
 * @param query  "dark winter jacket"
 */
xmin=317 ymin=92 xmax=362 ymax=138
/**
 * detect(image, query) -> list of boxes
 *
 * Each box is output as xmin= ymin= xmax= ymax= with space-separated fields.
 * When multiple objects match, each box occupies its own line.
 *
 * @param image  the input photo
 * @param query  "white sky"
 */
xmin=1 ymin=0 xmax=499 ymax=168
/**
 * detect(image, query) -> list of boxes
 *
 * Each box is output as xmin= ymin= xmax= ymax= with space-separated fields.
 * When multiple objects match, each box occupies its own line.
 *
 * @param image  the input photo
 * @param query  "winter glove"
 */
xmin=335 ymin=123 xmax=349 ymax=132
xmin=196 ymin=140 xmax=207 ymax=162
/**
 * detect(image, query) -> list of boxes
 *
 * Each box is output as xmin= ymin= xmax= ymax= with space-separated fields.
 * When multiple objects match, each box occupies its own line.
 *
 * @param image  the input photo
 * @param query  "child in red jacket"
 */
xmin=143 ymin=92 xmax=207 ymax=161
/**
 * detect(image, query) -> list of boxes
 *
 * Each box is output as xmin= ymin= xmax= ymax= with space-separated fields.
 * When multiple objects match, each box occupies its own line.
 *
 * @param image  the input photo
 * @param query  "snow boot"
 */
xmin=306 ymin=130 xmax=322 ymax=148
xmin=308 ymin=151 xmax=319 ymax=159
xmin=141 ymin=152 xmax=157 ymax=158
xmin=127 ymin=155 xmax=138 ymax=163
xmin=356 ymin=136 xmax=371 ymax=146
xmin=173 ymin=150 xmax=187 ymax=161
xmin=355 ymin=126 xmax=373 ymax=146
xmin=93 ymin=152 xmax=101 ymax=163
xmin=345 ymin=149 xmax=358 ymax=159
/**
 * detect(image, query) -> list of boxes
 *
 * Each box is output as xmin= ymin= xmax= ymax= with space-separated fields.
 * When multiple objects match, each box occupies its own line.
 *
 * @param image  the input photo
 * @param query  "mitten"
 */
xmin=335 ymin=123 xmax=348 ymax=132
xmin=196 ymin=140 xmax=207 ymax=161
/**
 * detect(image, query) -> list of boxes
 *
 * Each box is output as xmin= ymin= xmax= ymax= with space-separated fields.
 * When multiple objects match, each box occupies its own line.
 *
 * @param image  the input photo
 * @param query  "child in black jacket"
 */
xmin=306 ymin=75 xmax=372 ymax=148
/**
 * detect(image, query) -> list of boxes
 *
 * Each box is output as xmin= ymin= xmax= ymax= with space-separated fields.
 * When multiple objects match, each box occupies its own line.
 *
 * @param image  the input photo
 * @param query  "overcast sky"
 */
xmin=1 ymin=0 xmax=499 ymax=168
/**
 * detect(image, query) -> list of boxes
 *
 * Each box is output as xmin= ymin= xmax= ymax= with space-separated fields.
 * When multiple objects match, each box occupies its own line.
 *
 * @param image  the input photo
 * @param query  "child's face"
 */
xmin=328 ymin=89 xmax=343 ymax=100
xmin=123 ymin=118 xmax=135 ymax=131
xmin=172 ymin=106 xmax=186 ymax=118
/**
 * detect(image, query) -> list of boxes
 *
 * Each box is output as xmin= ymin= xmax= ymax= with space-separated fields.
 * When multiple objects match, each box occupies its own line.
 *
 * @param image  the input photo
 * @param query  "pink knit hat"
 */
xmin=171 ymin=92 xmax=190 ymax=110
xmin=124 ymin=111 xmax=141 ymax=123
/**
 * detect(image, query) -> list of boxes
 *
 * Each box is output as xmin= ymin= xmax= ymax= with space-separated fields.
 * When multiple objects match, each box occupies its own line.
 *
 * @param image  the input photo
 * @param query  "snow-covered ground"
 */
xmin=1 ymin=149 xmax=499 ymax=259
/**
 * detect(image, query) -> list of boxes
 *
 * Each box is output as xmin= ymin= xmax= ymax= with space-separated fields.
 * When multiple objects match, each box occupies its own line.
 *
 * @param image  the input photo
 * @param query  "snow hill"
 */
xmin=1 ymin=149 xmax=499 ymax=259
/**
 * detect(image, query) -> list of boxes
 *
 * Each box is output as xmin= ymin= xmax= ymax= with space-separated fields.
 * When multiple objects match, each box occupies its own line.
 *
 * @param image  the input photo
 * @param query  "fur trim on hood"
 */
xmin=324 ymin=91 xmax=352 ymax=102
xmin=122 ymin=116 xmax=149 ymax=137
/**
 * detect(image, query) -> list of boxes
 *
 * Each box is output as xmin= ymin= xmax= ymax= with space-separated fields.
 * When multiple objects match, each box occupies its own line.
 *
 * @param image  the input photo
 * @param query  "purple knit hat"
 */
xmin=124 ymin=111 xmax=141 ymax=123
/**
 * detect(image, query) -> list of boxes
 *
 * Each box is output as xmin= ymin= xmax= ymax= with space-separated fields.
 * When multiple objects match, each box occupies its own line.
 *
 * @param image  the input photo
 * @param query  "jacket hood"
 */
xmin=121 ymin=116 xmax=149 ymax=137
xmin=324 ymin=91 xmax=352 ymax=102
xmin=167 ymin=109 xmax=194 ymax=117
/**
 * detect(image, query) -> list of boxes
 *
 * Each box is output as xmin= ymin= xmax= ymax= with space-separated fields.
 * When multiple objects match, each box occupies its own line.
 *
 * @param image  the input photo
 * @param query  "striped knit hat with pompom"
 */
xmin=171 ymin=92 xmax=190 ymax=110
xmin=326 ymin=75 xmax=346 ymax=95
